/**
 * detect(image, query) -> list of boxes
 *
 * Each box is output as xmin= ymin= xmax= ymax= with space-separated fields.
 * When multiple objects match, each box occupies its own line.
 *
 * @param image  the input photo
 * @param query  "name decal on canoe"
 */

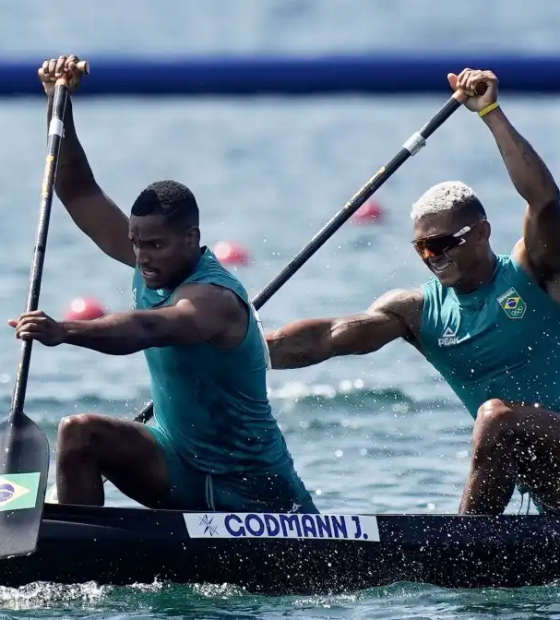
xmin=183 ymin=512 xmax=380 ymax=542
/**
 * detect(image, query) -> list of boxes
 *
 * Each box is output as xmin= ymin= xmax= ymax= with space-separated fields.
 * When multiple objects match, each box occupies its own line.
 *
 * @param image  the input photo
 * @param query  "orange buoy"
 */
xmin=351 ymin=200 xmax=384 ymax=224
xmin=212 ymin=241 xmax=250 ymax=265
xmin=64 ymin=297 xmax=106 ymax=321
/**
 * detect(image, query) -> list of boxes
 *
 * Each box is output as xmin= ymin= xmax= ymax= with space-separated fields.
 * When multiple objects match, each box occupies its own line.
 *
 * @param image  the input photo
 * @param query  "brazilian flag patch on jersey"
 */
xmin=497 ymin=287 xmax=527 ymax=319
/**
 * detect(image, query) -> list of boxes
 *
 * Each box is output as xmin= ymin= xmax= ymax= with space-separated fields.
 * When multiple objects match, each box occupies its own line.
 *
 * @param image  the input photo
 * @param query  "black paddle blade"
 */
xmin=0 ymin=412 xmax=49 ymax=559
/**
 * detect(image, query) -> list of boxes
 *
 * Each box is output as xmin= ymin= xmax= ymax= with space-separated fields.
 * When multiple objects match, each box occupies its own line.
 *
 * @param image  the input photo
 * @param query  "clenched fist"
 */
xmin=447 ymin=68 xmax=499 ymax=114
xmin=8 ymin=310 xmax=66 ymax=347
xmin=38 ymin=54 xmax=89 ymax=96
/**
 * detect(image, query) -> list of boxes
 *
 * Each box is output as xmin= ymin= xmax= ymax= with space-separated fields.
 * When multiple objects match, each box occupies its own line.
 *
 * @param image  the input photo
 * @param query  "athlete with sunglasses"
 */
xmin=266 ymin=68 xmax=560 ymax=516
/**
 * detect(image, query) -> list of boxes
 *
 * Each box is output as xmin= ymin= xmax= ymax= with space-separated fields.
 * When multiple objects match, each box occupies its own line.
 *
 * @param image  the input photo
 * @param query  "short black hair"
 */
xmin=131 ymin=180 xmax=199 ymax=229
xmin=461 ymin=195 xmax=486 ymax=219
xmin=451 ymin=195 xmax=487 ymax=228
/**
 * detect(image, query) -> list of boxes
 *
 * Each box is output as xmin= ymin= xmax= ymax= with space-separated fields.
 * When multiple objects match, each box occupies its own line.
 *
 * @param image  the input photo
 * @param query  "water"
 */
xmin=2 ymin=1 xmax=560 ymax=618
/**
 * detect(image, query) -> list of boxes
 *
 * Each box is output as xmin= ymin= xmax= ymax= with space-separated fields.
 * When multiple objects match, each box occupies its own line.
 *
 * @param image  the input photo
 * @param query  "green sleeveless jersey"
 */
xmin=132 ymin=247 xmax=294 ymax=475
xmin=419 ymin=254 xmax=560 ymax=417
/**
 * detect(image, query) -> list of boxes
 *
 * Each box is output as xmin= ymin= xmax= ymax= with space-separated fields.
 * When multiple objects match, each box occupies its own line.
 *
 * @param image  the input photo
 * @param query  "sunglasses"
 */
xmin=412 ymin=220 xmax=484 ymax=259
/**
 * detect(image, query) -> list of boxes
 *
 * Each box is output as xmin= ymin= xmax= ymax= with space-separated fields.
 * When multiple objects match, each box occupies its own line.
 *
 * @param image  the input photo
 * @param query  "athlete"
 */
xmin=266 ymin=67 xmax=560 ymax=516
xmin=9 ymin=54 xmax=317 ymax=514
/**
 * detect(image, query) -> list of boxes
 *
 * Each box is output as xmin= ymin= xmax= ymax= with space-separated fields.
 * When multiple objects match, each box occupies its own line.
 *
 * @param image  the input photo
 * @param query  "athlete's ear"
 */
xmin=479 ymin=219 xmax=491 ymax=241
xmin=187 ymin=226 xmax=200 ymax=245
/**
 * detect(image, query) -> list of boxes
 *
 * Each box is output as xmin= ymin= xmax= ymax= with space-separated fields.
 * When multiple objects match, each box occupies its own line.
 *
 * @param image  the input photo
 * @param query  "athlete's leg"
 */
xmin=459 ymin=399 xmax=560 ymax=514
xmin=56 ymin=413 xmax=172 ymax=507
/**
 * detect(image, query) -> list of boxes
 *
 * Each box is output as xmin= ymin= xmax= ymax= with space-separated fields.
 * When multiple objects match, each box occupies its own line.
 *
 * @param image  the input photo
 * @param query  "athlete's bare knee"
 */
xmin=476 ymin=399 xmax=517 ymax=430
xmin=473 ymin=399 xmax=516 ymax=457
xmin=58 ymin=413 xmax=103 ymax=455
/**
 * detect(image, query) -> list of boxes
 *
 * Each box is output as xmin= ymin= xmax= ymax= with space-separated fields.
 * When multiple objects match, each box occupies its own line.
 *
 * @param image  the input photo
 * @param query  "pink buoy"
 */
xmin=64 ymin=297 xmax=106 ymax=321
xmin=212 ymin=241 xmax=250 ymax=265
xmin=351 ymin=200 xmax=384 ymax=224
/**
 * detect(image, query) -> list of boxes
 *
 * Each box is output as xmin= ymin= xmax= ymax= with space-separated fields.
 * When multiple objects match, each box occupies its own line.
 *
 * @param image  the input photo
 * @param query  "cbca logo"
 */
xmin=199 ymin=514 xmax=218 ymax=536
xmin=497 ymin=287 xmax=527 ymax=319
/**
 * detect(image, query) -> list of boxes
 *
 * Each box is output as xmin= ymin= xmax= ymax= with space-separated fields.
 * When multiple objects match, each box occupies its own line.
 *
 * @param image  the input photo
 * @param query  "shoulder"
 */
xmin=172 ymin=282 xmax=245 ymax=318
xmin=368 ymin=287 xmax=424 ymax=315
xmin=510 ymin=237 xmax=528 ymax=267
xmin=511 ymin=236 xmax=544 ymax=278
xmin=367 ymin=287 xmax=424 ymax=336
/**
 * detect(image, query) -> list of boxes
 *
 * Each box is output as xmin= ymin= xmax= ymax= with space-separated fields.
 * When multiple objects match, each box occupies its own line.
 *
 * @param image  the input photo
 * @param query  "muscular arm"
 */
xmin=483 ymin=107 xmax=560 ymax=274
xmin=266 ymin=288 xmax=423 ymax=369
xmin=59 ymin=283 xmax=238 ymax=354
xmin=48 ymin=97 xmax=135 ymax=267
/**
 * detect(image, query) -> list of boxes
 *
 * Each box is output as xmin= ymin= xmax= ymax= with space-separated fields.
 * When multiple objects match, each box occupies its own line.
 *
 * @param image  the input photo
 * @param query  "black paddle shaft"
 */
xmin=0 ymin=74 xmax=80 ymax=560
xmin=132 ymin=88 xmax=475 ymax=427
xmin=9 ymin=87 xmax=69 ymax=418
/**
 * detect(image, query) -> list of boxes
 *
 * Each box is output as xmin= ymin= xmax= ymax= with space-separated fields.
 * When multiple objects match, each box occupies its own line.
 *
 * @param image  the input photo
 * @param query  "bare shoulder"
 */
xmin=368 ymin=287 xmax=424 ymax=313
xmin=512 ymin=236 xmax=550 ymax=287
xmin=511 ymin=236 xmax=560 ymax=299
xmin=367 ymin=287 xmax=424 ymax=336
xmin=511 ymin=237 xmax=533 ymax=275
xmin=173 ymin=282 xmax=240 ymax=309
xmin=169 ymin=283 xmax=248 ymax=346
xmin=172 ymin=283 xmax=247 ymax=325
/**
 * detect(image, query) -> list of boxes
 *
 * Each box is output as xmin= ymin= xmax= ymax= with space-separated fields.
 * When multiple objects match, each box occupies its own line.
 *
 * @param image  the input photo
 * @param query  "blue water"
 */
xmin=2 ymin=1 xmax=560 ymax=618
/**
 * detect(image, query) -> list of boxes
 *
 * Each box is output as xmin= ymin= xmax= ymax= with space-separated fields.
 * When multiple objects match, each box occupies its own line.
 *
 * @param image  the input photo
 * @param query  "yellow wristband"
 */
xmin=479 ymin=101 xmax=500 ymax=118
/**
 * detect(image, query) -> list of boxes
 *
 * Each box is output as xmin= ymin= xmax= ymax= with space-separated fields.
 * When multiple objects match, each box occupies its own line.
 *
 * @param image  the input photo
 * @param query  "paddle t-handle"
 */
xmin=475 ymin=82 xmax=488 ymax=96
xmin=38 ymin=60 xmax=90 ymax=87
xmin=75 ymin=60 xmax=90 ymax=74
xmin=452 ymin=81 xmax=488 ymax=105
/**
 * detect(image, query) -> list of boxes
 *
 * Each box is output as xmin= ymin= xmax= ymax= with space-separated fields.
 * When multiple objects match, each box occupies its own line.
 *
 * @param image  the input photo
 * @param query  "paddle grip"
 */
xmin=54 ymin=61 xmax=90 ymax=87
xmin=38 ymin=60 xmax=90 ymax=88
xmin=76 ymin=60 xmax=90 ymax=74
xmin=475 ymin=82 xmax=488 ymax=96
xmin=452 ymin=81 xmax=488 ymax=105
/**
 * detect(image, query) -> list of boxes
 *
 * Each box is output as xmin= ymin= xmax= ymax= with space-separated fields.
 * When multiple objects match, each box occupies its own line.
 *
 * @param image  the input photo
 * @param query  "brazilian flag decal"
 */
xmin=497 ymin=287 xmax=527 ymax=319
xmin=0 ymin=473 xmax=41 ymax=511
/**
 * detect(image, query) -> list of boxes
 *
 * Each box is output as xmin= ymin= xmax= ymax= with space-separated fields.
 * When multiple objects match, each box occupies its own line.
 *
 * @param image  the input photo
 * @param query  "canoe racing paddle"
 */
xmin=0 ymin=62 xmax=89 ymax=559
xmin=47 ymin=83 xmax=485 ymax=502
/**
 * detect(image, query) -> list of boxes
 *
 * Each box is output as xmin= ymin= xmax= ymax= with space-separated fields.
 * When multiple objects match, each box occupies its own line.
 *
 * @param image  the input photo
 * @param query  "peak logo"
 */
xmin=438 ymin=326 xmax=460 ymax=347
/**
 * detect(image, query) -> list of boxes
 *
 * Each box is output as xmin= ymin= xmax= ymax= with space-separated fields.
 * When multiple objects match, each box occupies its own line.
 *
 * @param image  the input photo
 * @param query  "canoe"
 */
xmin=0 ymin=503 xmax=558 ymax=595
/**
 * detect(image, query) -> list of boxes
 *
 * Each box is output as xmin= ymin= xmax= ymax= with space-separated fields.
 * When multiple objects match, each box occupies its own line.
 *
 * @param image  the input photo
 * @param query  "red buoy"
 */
xmin=64 ymin=297 xmax=106 ymax=321
xmin=351 ymin=200 xmax=384 ymax=224
xmin=212 ymin=241 xmax=250 ymax=265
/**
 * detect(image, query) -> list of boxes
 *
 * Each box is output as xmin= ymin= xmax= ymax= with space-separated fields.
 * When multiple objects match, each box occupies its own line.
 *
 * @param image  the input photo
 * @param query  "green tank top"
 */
xmin=131 ymin=246 xmax=293 ymax=475
xmin=419 ymin=254 xmax=560 ymax=418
